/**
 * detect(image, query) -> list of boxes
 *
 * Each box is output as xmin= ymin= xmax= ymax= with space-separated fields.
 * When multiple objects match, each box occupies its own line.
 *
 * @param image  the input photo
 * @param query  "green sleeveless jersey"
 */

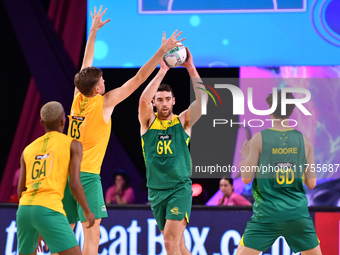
xmin=141 ymin=114 xmax=192 ymax=189
xmin=251 ymin=128 xmax=309 ymax=223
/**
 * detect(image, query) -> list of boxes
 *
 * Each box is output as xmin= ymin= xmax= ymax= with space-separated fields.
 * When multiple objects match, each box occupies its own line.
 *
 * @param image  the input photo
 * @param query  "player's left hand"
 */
xmin=181 ymin=47 xmax=193 ymax=69
xmin=240 ymin=139 xmax=250 ymax=159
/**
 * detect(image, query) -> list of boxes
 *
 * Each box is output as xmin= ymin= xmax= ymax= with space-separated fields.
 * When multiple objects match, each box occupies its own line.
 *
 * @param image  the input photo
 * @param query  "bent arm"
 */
xmin=138 ymin=62 xmax=169 ymax=133
xmin=241 ymin=132 xmax=262 ymax=184
xmin=179 ymin=48 xmax=207 ymax=130
xmin=18 ymin=152 xmax=27 ymax=199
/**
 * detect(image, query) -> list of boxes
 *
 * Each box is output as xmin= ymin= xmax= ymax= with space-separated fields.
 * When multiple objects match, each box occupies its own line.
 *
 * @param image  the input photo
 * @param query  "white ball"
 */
xmin=163 ymin=44 xmax=187 ymax=68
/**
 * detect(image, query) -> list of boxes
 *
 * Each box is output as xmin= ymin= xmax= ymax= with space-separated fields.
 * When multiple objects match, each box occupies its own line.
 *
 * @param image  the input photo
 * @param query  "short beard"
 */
xmin=157 ymin=107 xmax=172 ymax=118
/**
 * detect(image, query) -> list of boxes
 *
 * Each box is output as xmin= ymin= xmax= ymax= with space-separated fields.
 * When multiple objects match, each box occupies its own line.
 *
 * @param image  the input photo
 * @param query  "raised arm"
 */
xmin=17 ymin=152 xmax=27 ymax=199
xmin=303 ymin=136 xmax=317 ymax=189
xmin=240 ymin=132 xmax=262 ymax=184
xmin=178 ymin=47 xmax=207 ymax=133
xmin=68 ymin=140 xmax=95 ymax=228
xmin=74 ymin=6 xmax=110 ymax=97
xmin=138 ymin=60 xmax=169 ymax=134
xmin=103 ymin=30 xmax=185 ymax=112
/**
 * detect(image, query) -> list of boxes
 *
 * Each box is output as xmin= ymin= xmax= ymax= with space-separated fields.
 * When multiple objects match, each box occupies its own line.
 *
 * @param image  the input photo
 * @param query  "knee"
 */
xmin=164 ymin=238 xmax=175 ymax=252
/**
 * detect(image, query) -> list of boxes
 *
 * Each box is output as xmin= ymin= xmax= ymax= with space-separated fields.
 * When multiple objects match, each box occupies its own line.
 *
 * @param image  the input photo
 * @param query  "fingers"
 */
xmin=103 ymin=19 xmax=111 ymax=25
xmin=174 ymin=31 xmax=183 ymax=39
xmin=98 ymin=5 xmax=103 ymax=15
xmin=94 ymin=6 xmax=97 ymax=15
xmin=176 ymin=38 xmax=186 ymax=43
xmin=162 ymin=31 xmax=166 ymax=41
xmin=170 ymin=29 xmax=179 ymax=38
xmin=90 ymin=11 xmax=94 ymax=19
xmin=101 ymin=7 xmax=108 ymax=17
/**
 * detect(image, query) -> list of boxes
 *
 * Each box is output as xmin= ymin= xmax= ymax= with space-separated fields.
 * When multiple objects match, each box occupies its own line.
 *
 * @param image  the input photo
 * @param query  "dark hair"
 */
xmin=221 ymin=177 xmax=233 ymax=186
xmin=266 ymin=89 xmax=295 ymax=119
xmin=112 ymin=169 xmax=130 ymax=190
xmin=74 ymin=67 xmax=103 ymax=96
xmin=156 ymin=84 xmax=174 ymax=97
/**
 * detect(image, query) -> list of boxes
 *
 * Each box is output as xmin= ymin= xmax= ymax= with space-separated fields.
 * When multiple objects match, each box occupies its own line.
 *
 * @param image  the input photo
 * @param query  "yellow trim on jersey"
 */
xmin=240 ymin=235 xmax=245 ymax=246
xmin=150 ymin=114 xmax=180 ymax=131
xmin=268 ymin=128 xmax=294 ymax=132
xmin=141 ymin=138 xmax=146 ymax=163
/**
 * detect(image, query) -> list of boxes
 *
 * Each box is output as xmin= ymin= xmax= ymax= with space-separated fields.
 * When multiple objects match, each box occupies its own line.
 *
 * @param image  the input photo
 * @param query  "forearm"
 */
xmin=140 ymin=68 xmax=167 ymax=101
xmin=69 ymin=181 xmax=91 ymax=213
xmin=81 ymin=28 xmax=98 ymax=69
xmin=135 ymin=47 xmax=167 ymax=83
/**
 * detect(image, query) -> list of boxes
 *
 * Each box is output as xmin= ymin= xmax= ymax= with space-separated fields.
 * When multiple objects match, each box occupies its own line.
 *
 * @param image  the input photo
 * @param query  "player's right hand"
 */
xmin=90 ymin=5 xmax=111 ymax=30
xmin=159 ymin=59 xmax=170 ymax=71
xmin=84 ymin=211 xmax=96 ymax=228
xmin=161 ymin=30 xmax=185 ymax=52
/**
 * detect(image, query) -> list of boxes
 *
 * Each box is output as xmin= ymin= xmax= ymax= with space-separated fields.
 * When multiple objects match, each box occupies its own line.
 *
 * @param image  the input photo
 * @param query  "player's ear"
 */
xmin=40 ymin=119 xmax=44 ymax=127
xmin=172 ymin=96 xmax=175 ymax=105
xmin=152 ymin=99 xmax=156 ymax=107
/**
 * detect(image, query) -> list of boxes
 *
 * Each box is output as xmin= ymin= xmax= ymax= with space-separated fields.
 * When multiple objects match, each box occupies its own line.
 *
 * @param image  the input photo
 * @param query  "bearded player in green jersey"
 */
xmin=138 ymin=48 xmax=206 ymax=255
xmin=236 ymin=90 xmax=322 ymax=255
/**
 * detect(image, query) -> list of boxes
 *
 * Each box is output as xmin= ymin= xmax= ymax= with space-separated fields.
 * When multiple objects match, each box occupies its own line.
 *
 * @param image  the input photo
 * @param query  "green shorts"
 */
xmin=16 ymin=205 xmax=79 ymax=254
xmin=148 ymin=183 xmax=192 ymax=231
xmin=63 ymin=172 xmax=107 ymax=223
xmin=241 ymin=217 xmax=319 ymax=253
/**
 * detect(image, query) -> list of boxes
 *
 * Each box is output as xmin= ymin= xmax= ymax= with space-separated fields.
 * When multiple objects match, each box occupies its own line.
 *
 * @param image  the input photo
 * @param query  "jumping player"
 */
xmin=62 ymin=5 xmax=185 ymax=255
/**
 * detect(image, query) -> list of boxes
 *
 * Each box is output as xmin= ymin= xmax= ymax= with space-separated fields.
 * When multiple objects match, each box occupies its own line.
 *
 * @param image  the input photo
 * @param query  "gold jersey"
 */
xmin=67 ymin=93 xmax=111 ymax=174
xmin=19 ymin=131 xmax=73 ymax=215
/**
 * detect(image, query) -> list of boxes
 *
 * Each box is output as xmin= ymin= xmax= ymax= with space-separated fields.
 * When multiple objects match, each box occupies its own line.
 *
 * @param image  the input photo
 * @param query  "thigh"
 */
xmin=163 ymin=218 xmax=188 ymax=241
xmin=242 ymin=219 xmax=282 ymax=252
xmin=78 ymin=173 xmax=107 ymax=222
xmin=16 ymin=206 xmax=40 ymax=255
xmin=165 ymin=184 xmax=192 ymax=224
xmin=33 ymin=206 xmax=79 ymax=254
xmin=284 ymin=218 xmax=320 ymax=253
xmin=62 ymin=179 xmax=79 ymax=224
xmin=149 ymin=189 xmax=167 ymax=231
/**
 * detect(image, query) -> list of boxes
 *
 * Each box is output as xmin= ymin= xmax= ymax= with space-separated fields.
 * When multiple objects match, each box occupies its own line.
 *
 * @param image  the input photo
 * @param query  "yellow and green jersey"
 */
xmin=67 ymin=92 xmax=111 ymax=174
xmin=19 ymin=131 xmax=73 ymax=216
xmin=251 ymin=128 xmax=309 ymax=222
xmin=141 ymin=114 xmax=192 ymax=189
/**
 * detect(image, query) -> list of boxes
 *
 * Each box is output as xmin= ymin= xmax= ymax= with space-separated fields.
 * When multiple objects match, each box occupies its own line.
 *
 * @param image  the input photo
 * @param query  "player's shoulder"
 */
xmin=252 ymin=131 xmax=262 ymax=141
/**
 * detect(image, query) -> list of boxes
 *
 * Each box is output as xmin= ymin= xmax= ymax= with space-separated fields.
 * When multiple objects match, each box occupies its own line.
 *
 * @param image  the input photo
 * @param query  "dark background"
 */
xmin=0 ymin=0 xmax=239 ymax=203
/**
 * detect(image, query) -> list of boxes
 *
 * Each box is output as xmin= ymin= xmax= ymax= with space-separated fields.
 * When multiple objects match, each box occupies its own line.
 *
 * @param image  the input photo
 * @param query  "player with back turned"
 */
xmin=16 ymin=101 xmax=95 ymax=255
xmin=236 ymin=90 xmax=322 ymax=255
xmin=61 ymin=5 xmax=185 ymax=255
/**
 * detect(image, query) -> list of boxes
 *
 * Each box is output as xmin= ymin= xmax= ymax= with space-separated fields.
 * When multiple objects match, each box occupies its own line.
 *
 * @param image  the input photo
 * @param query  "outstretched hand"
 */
xmin=181 ymin=47 xmax=193 ymax=69
xmin=161 ymin=30 xmax=185 ymax=52
xmin=90 ymin=5 xmax=111 ymax=31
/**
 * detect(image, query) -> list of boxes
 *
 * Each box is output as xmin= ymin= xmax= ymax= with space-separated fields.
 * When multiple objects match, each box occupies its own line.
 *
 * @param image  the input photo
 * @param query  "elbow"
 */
xmin=242 ymin=178 xmax=253 ymax=184
xmin=306 ymin=180 xmax=317 ymax=190
xmin=68 ymin=179 xmax=80 ymax=192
